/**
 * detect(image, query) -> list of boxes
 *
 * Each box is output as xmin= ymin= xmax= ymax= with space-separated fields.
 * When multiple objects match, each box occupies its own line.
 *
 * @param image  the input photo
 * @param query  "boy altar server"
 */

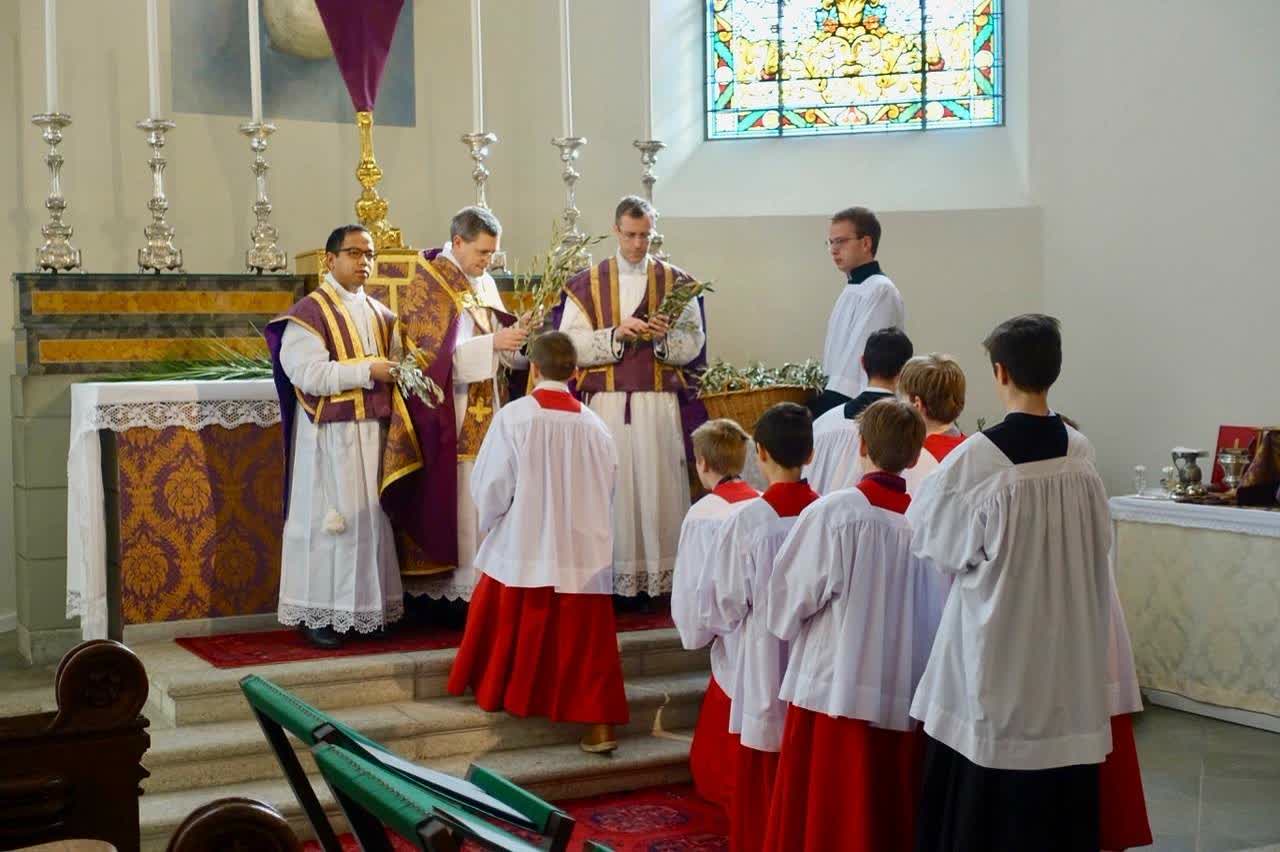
xmin=446 ymin=331 xmax=627 ymax=754
xmin=806 ymin=327 xmax=912 ymax=494
xmin=705 ymin=403 xmax=819 ymax=851
xmin=898 ymin=353 xmax=967 ymax=494
xmin=265 ymin=224 xmax=404 ymax=648
xmin=671 ymin=418 xmax=759 ymax=810
xmin=763 ymin=398 xmax=948 ymax=852
xmin=908 ymin=314 xmax=1115 ymax=851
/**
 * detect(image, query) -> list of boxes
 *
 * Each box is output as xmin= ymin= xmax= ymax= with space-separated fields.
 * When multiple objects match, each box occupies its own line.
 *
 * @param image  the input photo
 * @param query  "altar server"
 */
xmin=764 ymin=398 xmax=946 ymax=852
xmin=704 ymin=403 xmax=819 ymax=850
xmin=810 ymin=206 xmax=905 ymax=417
xmin=381 ymin=207 xmax=527 ymax=615
xmin=898 ymin=353 xmax=967 ymax=494
xmin=556 ymin=195 xmax=708 ymax=599
xmin=908 ymin=314 xmax=1115 ymax=851
xmin=265 ymin=225 xmax=403 ymax=648
xmin=446 ymin=331 xmax=627 ymax=754
xmin=806 ymin=327 xmax=912 ymax=494
xmin=671 ymin=418 xmax=759 ymax=810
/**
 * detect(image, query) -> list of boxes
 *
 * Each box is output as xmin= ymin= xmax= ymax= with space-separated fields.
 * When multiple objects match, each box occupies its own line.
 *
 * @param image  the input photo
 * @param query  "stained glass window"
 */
xmin=706 ymin=0 xmax=1003 ymax=139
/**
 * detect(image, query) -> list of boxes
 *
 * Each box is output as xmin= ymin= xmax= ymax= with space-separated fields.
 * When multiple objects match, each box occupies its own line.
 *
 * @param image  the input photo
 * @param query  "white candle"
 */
xmin=146 ymin=0 xmax=160 ymax=118
xmin=641 ymin=1 xmax=652 ymax=140
xmin=248 ymin=0 xmax=263 ymax=122
xmin=44 ymin=0 xmax=57 ymax=114
xmin=559 ymin=0 xmax=573 ymax=138
xmin=469 ymin=0 xmax=483 ymax=132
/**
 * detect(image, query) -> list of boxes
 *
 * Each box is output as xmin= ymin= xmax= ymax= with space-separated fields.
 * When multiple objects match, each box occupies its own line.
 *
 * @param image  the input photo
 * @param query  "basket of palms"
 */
xmin=697 ymin=359 xmax=826 ymax=429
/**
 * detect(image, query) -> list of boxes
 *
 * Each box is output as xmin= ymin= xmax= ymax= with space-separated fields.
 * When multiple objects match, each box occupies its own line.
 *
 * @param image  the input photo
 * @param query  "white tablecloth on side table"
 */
xmin=1109 ymin=495 xmax=1280 ymax=724
xmin=66 ymin=380 xmax=280 ymax=640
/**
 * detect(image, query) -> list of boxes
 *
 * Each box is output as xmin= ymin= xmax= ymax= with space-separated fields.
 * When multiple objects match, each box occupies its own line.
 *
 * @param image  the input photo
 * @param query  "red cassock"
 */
xmin=732 ymin=743 xmax=780 ymax=852
xmin=446 ymin=574 xmax=629 ymax=725
xmin=690 ymin=674 xmax=739 ymax=810
xmin=1100 ymin=713 xmax=1152 ymax=850
xmin=761 ymin=705 xmax=923 ymax=852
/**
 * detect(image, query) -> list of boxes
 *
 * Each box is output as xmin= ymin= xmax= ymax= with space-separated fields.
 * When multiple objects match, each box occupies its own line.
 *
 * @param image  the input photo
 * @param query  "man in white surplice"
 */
xmin=557 ymin=196 xmax=706 ymax=597
xmin=267 ymin=225 xmax=403 ymax=648
xmin=809 ymin=206 xmax=905 ymax=418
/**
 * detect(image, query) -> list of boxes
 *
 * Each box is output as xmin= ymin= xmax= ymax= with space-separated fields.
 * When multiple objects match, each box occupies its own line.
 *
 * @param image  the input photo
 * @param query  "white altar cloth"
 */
xmin=66 ymin=380 xmax=280 ymax=640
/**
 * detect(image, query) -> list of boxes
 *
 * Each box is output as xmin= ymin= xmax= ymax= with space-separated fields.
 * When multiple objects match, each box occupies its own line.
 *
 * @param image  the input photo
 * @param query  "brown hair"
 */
xmin=691 ymin=419 xmax=751 ymax=477
xmin=898 ymin=354 xmax=966 ymax=424
xmin=615 ymin=195 xmax=656 ymax=225
xmin=528 ymin=331 xmax=577 ymax=381
xmin=830 ymin=206 xmax=882 ymax=255
xmin=858 ymin=398 xmax=925 ymax=474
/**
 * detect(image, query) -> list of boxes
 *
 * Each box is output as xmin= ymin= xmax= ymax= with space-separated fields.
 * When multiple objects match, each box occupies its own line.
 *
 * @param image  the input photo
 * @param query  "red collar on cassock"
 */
xmin=713 ymin=479 xmax=759 ymax=503
xmin=857 ymin=472 xmax=911 ymax=514
xmin=761 ymin=480 xmax=820 ymax=517
xmin=923 ymin=432 xmax=965 ymax=462
xmin=531 ymin=388 xmax=582 ymax=413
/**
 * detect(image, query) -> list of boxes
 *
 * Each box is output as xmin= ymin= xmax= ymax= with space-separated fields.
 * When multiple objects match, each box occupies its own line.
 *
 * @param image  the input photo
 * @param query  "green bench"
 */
xmin=239 ymin=674 xmax=599 ymax=852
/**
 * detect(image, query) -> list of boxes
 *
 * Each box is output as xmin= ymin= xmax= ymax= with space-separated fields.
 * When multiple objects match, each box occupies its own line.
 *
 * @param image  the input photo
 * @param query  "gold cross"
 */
xmin=468 ymin=397 xmax=493 ymax=423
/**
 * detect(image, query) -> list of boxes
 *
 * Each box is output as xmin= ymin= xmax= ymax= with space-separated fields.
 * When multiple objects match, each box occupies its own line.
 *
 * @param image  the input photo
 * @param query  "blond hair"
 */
xmin=691 ymin=419 xmax=751 ymax=477
xmin=898 ymin=354 xmax=966 ymax=425
xmin=858 ymin=398 xmax=925 ymax=474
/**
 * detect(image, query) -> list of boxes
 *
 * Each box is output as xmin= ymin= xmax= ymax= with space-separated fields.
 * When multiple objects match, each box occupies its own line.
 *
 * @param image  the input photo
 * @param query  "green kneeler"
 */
xmin=239 ymin=674 xmax=593 ymax=852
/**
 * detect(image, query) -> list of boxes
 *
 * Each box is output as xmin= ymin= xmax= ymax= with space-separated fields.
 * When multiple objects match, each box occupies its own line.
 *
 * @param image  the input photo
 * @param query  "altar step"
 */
xmin=139 ymin=726 xmax=696 ymax=852
xmin=141 ymin=669 xmax=709 ymax=795
xmin=134 ymin=627 xmax=707 ymax=727
xmin=127 ymin=627 xmax=711 ymax=849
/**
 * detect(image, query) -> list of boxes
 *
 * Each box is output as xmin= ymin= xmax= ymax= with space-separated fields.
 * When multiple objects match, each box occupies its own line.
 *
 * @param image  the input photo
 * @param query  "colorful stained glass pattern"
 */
xmin=706 ymin=0 xmax=1003 ymax=138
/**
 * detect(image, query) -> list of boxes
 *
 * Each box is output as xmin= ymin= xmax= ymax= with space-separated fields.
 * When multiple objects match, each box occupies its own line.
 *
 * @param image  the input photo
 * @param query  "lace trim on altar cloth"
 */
xmin=613 ymin=566 xmax=675 ymax=597
xmin=277 ymin=598 xmax=406 ymax=633
xmin=65 ymin=590 xmax=83 ymax=618
xmin=87 ymin=399 xmax=281 ymax=434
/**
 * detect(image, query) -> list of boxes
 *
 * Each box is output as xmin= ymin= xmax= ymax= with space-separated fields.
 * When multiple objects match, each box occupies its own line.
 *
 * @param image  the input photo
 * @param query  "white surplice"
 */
xmin=821 ymin=271 xmax=904 ymax=399
xmin=672 ymin=487 xmax=756 ymax=695
xmin=409 ymin=243 xmax=526 ymax=601
xmin=805 ymin=406 xmax=866 ymax=494
xmin=277 ymin=275 xmax=403 ymax=632
xmin=906 ymin=427 xmax=1114 ymax=770
xmin=470 ymin=381 xmax=618 ymax=594
xmin=559 ymin=251 xmax=706 ymax=596
xmin=703 ymin=498 xmax=803 ymax=752
xmin=767 ymin=487 xmax=949 ymax=731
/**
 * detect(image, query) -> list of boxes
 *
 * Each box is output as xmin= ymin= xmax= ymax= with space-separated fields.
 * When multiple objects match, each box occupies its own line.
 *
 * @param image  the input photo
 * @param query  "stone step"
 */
xmin=142 ymin=669 xmax=710 ymax=794
xmin=139 ymin=727 xmax=696 ymax=851
xmin=133 ymin=627 xmax=707 ymax=727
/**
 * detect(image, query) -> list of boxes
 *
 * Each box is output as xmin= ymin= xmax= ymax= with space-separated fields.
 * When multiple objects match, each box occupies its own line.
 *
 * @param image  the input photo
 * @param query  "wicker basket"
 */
xmin=699 ymin=385 xmax=816 ymax=430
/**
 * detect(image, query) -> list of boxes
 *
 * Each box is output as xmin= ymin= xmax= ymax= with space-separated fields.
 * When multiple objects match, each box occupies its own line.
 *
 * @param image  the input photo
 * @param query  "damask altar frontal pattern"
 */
xmin=110 ymin=423 xmax=284 ymax=625
xmin=1110 ymin=497 xmax=1280 ymax=721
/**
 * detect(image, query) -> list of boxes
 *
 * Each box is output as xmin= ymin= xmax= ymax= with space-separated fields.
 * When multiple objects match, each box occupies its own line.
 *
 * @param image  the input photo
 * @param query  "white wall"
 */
xmin=1030 ymin=0 xmax=1280 ymax=493
xmin=1 ymin=4 xmax=24 ymax=627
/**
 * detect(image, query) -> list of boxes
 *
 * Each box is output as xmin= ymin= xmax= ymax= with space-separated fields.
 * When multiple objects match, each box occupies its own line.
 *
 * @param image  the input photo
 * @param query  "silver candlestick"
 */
xmin=239 ymin=121 xmax=287 ymax=273
xmin=550 ymin=136 xmax=589 ymax=264
xmin=31 ymin=113 xmax=82 ymax=272
xmin=136 ymin=118 xmax=183 ymax=272
xmin=460 ymin=130 xmax=506 ymax=271
xmin=633 ymin=139 xmax=668 ymax=261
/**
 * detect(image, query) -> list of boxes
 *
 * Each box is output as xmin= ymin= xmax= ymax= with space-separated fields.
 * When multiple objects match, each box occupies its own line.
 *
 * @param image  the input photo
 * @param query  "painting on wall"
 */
xmin=171 ymin=0 xmax=416 ymax=127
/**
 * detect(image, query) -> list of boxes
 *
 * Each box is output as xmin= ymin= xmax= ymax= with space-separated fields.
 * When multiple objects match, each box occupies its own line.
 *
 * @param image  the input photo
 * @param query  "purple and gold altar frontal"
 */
xmin=13 ymin=272 xmax=307 ymax=375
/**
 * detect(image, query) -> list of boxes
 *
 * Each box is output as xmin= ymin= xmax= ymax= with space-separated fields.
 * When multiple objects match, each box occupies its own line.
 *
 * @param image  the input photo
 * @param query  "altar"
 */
xmin=1110 ymin=496 xmax=1280 ymax=731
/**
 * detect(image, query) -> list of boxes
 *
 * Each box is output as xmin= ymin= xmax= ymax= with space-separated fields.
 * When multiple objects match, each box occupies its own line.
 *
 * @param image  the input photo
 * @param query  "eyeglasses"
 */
xmin=338 ymin=248 xmax=377 ymax=262
xmin=825 ymin=236 xmax=855 ymax=249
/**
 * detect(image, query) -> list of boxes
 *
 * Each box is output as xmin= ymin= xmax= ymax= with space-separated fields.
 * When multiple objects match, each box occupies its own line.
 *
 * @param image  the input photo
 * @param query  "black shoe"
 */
xmin=301 ymin=625 xmax=343 ymax=649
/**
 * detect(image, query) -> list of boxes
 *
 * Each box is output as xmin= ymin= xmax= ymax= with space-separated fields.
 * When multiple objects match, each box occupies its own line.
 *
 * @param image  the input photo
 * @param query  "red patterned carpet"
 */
xmin=301 ymin=783 xmax=728 ymax=851
xmin=176 ymin=608 xmax=675 ymax=669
